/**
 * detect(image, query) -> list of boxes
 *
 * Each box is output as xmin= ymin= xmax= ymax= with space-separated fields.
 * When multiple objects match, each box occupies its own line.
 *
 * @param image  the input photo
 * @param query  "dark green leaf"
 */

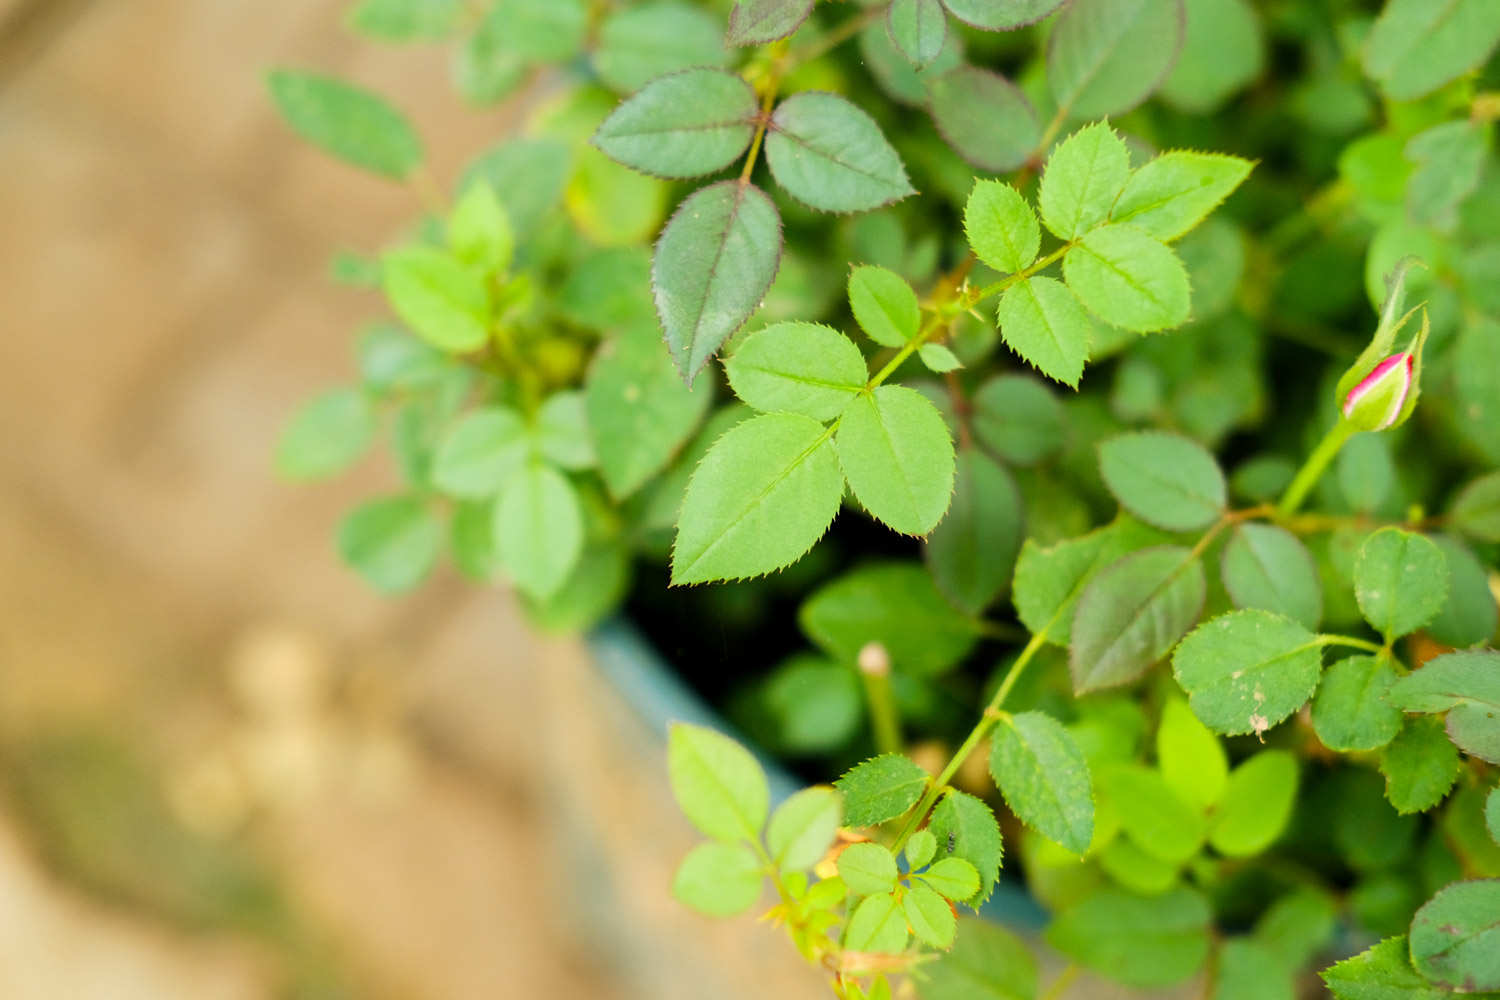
xmin=1046 ymin=887 xmax=1211 ymax=989
xmin=940 ymin=0 xmax=1064 ymax=30
xmin=1070 ymin=546 xmax=1206 ymax=692
xmin=991 ymin=711 xmax=1094 ymax=854
xmin=801 ymin=562 xmax=980 ymax=676
xmin=1013 ymin=518 xmax=1171 ymax=645
xmin=964 ymin=179 xmax=1040 ymax=275
xmin=593 ymin=69 xmax=758 ymax=179
xmin=835 ymin=386 xmax=956 ymax=536
xmin=275 ymin=388 xmax=375 ymax=480
xmin=834 ymin=753 xmax=929 ymax=827
xmin=1381 ymin=716 xmax=1461 ymax=814
xmin=494 ymin=462 xmax=583 ymax=599
xmin=971 ymin=375 xmax=1065 ymax=466
xmin=994 ymin=276 xmax=1093 ymax=387
xmin=926 ymin=65 xmax=1039 ymax=173
xmin=594 ymin=1 xmax=728 ymax=94
xmin=1111 ymin=151 xmax=1254 ymax=242
xmin=1047 ymin=0 xmax=1185 ymax=119
xmin=1038 ymin=122 xmax=1132 ymax=240
xmin=1221 ymin=522 xmax=1323 ymax=629
xmin=672 ymin=841 xmax=763 ymax=916
xmin=1159 ymin=0 xmax=1264 ymax=113
xmin=726 ymin=0 xmax=813 ymax=46
xmin=928 ymin=791 xmax=1004 ymax=906
xmin=1312 ymin=655 xmax=1404 ymax=752
xmin=1408 ymin=879 xmax=1500 ymax=991
xmin=1354 ymin=528 xmax=1448 ymax=641
xmin=1172 ymin=610 xmax=1322 ymax=737
xmin=668 ymin=722 xmax=769 ymax=841
xmin=1098 ymin=430 xmax=1225 ymax=532
xmin=267 ymin=70 xmax=422 ymax=178
xmin=925 ymin=450 xmax=1023 ymax=614
xmin=1451 ymin=471 xmax=1500 ymax=542
xmin=1363 ymin=0 xmax=1500 ymax=101
xmin=1428 ymin=536 xmax=1499 ymax=650
xmin=1387 ymin=650 xmax=1500 ymax=764
xmin=1064 ymin=224 xmax=1191 ymax=332
xmin=886 ymin=0 xmax=946 ymax=69
xmin=755 ymin=654 xmax=861 ymax=755
xmin=765 ymin=92 xmax=915 ymax=213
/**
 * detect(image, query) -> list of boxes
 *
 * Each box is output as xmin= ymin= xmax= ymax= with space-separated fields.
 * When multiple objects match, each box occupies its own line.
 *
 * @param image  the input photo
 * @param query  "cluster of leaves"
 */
xmin=267 ymin=0 xmax=1500 ymax=996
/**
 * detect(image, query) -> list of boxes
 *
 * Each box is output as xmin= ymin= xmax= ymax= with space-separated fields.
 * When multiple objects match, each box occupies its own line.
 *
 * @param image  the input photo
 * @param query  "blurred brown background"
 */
xmin=0 ymin=1 xmax=827 ymax=996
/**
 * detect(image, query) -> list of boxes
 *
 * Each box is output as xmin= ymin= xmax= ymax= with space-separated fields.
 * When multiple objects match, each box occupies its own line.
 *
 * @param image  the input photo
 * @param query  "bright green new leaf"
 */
xmin=726 ymin=0 xmax=813 ymax=46
xmin=1214 ymin=940 xmax=1294 ymax=1000
xmin=1387 ymin=650 xmax=1500 ymax=764
xmin=991 ymin=711 xmax=1094 ymax=854
xmin=919 ymin=857 xmax=980 ymax=900
xmin=834 ymin=753 xmax=929 ymax=827
xmin=886 ymin=0 xmax=946 ymax=69
xmin=668 ymin=723 xmax=770 ymax=842
xmin=1363 ymin=0 xmax=1500 ymax=101
xmin=971 ymin=374 xmax=1065 ymax=466
xmin=928 ymin=791 xmax=1004 ymax=906
xmin=904 ymin=885 xmax=957 ymax=947
xmin=848 ymin=265 xmax=921 ymax=348
xmin=1046 ymin=887 xmax=1212 ymax=989
xmin=520 ymin=540 xmax=632 ymax=633
xmin=1172 ymin=610 xmax=1323 ymax=737
xmin=1312 ymin=655 xmax=1404 ymax=752
xmin=672 ymin=841 xmax=763 ymax=916
xmin=925 ymin=450 xmax=1023 ymax=614
xmin=275 ymin=387 xmax=375 ymax=480
xmin=495 ymin=462 xmax=583 ymax=599
xmin=905 ymin=830 xmax=937 ymax=871
xmin=1221 ymin=523 xmax=1323 ymax=629
xmin=995 ymin=276 xmax=1093 ymax=387
xmin=1381 ymin=716 xmax=1461 ymax=814
xmin=800 ymin=562 xmax=980 ymax=675
xmin=337 ymin=495 xmax=443 ymax=593
xmin=918 ymin=343 xmax=962 ymax=372
xmin=1427 ymin=536 xmax=1499 ymax=648
xmin=1321 ymin=936 xmax=1447 ymax=1000
xmin=1159 ymin=0 xmax=1264 ymax=113
xmin=1098 ymin=430 xmax=1226 ymax=532
xmin=964 ymin=179 xmax=1040 ymax=274
xmin=764 ymin=93 xmax=915 ymax=213
xmin=347 ymin=0 xmax=463 ymax=40
xmin=672 ymin=412 xmax=840 ymax=584
xmin=1101 ymin=763 xmax=1205 ymax=863
xmin=1099 ymin=837 xmax=1179 ymax=894
xmin=447 ymin=181 xmax=513 ymax=275
xmin=382 ymin=246 xmax=491 ymax=353
xmin=1070 ymin=546 xmax=1206 ymax=693
xmin=927 ymin=65 xmax=1040 ymax=173
xmin=941 ymin=0 xmax=1064 ymax=30
xmin=1064 ymin=224 xmax=1191 ymax=332
xmin=1039 ymin=122 xmax=1132 ymax=240
xmin=1156 ymin=696 xmax=1227 ymax=811
xmin=1451 ymin=471 xmax=1500 ymax=542
xmin=922 ymin=919 xmax=1037 ymax=1000
xmin=592 ymin=69 xmax=758 ymax=179
xmin=432 ymin=406 xmax=529 ymax=498
xmin=844 ymin=892 xmax=909 ymax=953
xmin=1409 ymin=879 xmax=1500 ymax=991
xmin=835 ymin=386 xmax=956 ymax=536
xmin=1112 ymin=152 xmax=1254 ymax=242
xmin=593 ymin=2 xmax=728 ymax=94
xmin=1354 ymin=528 xmax=1448 ymax=640
xmin=1047 ymin=0 xmax=1185 ymax=120
xmin=725 ymin=322 xmax=867 ymax=420
xmin=267 ymin=70 xmax=422 ymax=179
xmin=1209 ymin=750 xmax=1298 ymax=856
xmin=654 ymin=181 xmax=783 ymax=382
xmin=837 ymin=841 xmax=900 ymax=896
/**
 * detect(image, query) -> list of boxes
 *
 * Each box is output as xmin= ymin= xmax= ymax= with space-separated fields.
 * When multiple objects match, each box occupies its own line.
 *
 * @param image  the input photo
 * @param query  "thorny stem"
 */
xmin=1277 ymin=420 xmax=1356 ymax=517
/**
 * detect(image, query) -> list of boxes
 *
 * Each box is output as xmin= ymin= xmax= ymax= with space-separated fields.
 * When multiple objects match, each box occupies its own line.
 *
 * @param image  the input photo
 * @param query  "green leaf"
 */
xmin=1381 ymin=716 xmax=1461 ymax=815
xmin=1214 ymin=940 xmax=1294 ymax=1000
xmin=922 ymin=919 xmax=1037 ymax=1000
xmin=593 ymin=69 xmax=758 ymax=179
xmin=886 ymin=0 xmax=946 ymax=70
xmin=1070 ymin=546 xmax=1207 ymax=693
xmin=925 ymin=450 xmax=1023 ymax=615
xmin=672 ymin=411 xmax=840 ymax=584
xmin=1047 ymin=0 xmax=1185 ymax=120
xmin=859 ymin=16 xmax=965 ymax=107
xmin=927 ymin=66 xmax=1039 ymax=173
xmin=994 ymin=276 xmax=1093 ymax=387
xmin=520 ymin=539 xmax=631 ymax=633
xmin=672 ymin=841 xmax=763 ymax=916
xmin=447 ymin=181 xmax=513 ymax=275
xmin=1363 ymin=0 xmax=1500 ymax=101
xmin=1253 ymin=888 xmax=1337 ymax=972
xmin=1312 ymin=655 xmax=1404 ymax=752
xmin=1046 ymin=887 xmax=1211 ymax=989
xmin=1159 ymin=0 xmax=1264 ymax=113
xmin=835 ymin=386 xmax=956 ymax=536
xmin=1221 ymin=523 xmax=1323 ymax=629
xmin=1064 ymin=224 xmax=1191 ymax=332
xmin=559 ymin=247 xmax=655 ymax=334
xmin=450 ymin=500 xmax=501 ymax=582
xmin=381 ymin=246 xmax=490 ymax=353
xmin=904 ymin=885 xmax=957 ymax=947
xmin=964 ymin=179 xmax=1040 ymax=275
xmin=970 ymin=375 xmax=1065 ymax=466
xmin=668 ymin=723 xmax=770 ymax=842
xmin=801 ymin=563 xmax=980 ymax=676
xmin=834 ymin=753 xmax=929 ymax=827
xmin=1172 ymin=609 xmax=1323 ymax=737
xmin=494 ymin=462 xmax=583 ymax=599
xmin=1039 ymin=123 xmax=1132 ymax=241
xmin=725 ymin=322 xmax=867 ymax=420
xmin=837 ymin=841 xmax=900 ymax=896
xmin=1099 ymin=836 xmax=1179 ymax=894
xmin=594 ymin=1 xmax=728 ymax=94
xmin=844 ymin=892 xmax=909 ymax=953
xmin=337 ymin=495 xmax=443 ymax=592
xmin=1208 ymin=750 xmax=1298 ymax=856
xmin=1354 ymin=528 xmax=1449 ymax=641
xmin=654 ymin=181 xmax=783 ymax=383
xmin=726 ymin=0 xmax=813 ymax=46
xmin=1428 ymin=536 xmax=1499 ymax=648
xmin=928 ymin=791 xmax=1004 ymax=906
xmin=905 ymin=830 xmax=937 ymax=870
xmin=941 ymin=0 xmax=1064 ymax=30
xmin=266 ymin=70 xmax=422 ymax=179
xmin=347 ymin=0 xmax=463 ymax=40
xmin=1451 ymin=471 xmax=1500 ymax=542
xmin=990 ymin=711 xmax=1094 ymax=854
xmin=764 ymin=93 xmax=914 ymax=213
xmin=432 ymin=406 xmax=529 ymax=498
xmin=453 ymin=8 xmax=527 ymax=104
xmin=1156 ymin=696 xmax=1227 ymax=811
xmin=1409 ymin=879 xmax=1500 ymax=991
xmin=1487 ymin=788 xmax=1499 ymax=846
xmin=1387 ymin=650 xmax=1500 ymax=764
xmin=1101 ymin=763 xmax=1206 ymax=862
xmin=485 ymin=0 xmax=586 ymax=62
xmin=1321 ymin=936 xmax=1448 ymax=1000
xmin=848 ymin=265 xmax=921 ymax=348
xmin=755 ymin=654 xmax=861 ymax=755
xmin=1111 ymin=152 xmax=1254 ymax=242
xmin=1098 ymin=430 xmax=1225 ymax=532
xmin=533 ymin=392 xmax=595 ymax=470
xmin=918 ymin=343 xmax=963 ymax=372
xmin=919 ymin=857 xmax=980 ymax=900
xmin=275 ymin=388 xmax=375 ymax=480
xmin=461 ymin=137 xmax=570 ymax=236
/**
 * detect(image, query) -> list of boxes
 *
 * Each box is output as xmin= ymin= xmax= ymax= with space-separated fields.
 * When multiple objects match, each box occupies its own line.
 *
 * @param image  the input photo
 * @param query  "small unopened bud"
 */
xmin=1341 ymin=352 xmax=1413 ymax=431
xmin=857 ymin=641 xmax=890 ymax=677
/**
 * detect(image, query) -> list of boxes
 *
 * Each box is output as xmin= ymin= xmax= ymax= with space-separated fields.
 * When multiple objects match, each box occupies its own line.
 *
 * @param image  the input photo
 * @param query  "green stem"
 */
xmin=1277 ymin=420 xmax=1355 ymax=518
xmin=1040 ymin=963 xmax=1080 ymax=1000
xmin=1316 ymin=633 xmax=1385 ymax=654
xmin=858 ymin=644 xmax=903 ymax=755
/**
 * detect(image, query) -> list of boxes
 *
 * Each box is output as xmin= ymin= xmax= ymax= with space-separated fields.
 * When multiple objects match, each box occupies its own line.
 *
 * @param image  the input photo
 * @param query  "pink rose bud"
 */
xmin=1341 ymin=352 xmax=1413 ymax=432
